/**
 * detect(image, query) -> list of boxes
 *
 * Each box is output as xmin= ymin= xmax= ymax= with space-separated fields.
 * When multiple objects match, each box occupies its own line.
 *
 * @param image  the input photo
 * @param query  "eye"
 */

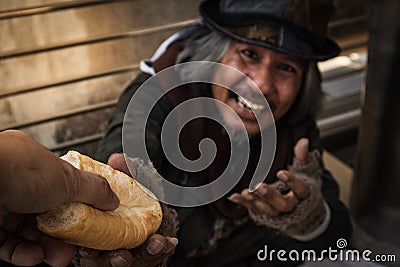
xmin=241 ymin=49 xmax=258 ymax=61
xmin=278 ymin=63 xmax=297 ymax=73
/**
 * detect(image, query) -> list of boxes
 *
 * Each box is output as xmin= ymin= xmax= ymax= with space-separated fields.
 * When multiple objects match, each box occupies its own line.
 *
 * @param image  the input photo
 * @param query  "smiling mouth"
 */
xmin=237 ymin=95 xmax=268 ymax=112
xmin=229 ymin=90 xmax=276 ymax=113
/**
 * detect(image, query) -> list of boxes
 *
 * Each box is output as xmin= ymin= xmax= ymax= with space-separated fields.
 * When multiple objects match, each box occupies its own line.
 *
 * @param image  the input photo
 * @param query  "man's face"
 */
xmin=212 ymin=42 xmax=305 ymax=135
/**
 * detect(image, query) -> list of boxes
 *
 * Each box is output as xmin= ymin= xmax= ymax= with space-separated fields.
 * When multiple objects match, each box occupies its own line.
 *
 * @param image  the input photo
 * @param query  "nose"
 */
xmin=245 ymin=65 xmax=275 ymax=96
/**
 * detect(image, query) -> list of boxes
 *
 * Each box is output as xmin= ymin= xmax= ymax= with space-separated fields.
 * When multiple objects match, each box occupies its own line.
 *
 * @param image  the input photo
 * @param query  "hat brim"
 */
xmin=199 ymin=0 xmax=341 ymax=61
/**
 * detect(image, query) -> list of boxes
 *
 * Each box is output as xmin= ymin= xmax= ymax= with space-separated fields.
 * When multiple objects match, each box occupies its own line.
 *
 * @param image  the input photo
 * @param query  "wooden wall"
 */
xmin=0 ymin=0 xmax=369 ymax=158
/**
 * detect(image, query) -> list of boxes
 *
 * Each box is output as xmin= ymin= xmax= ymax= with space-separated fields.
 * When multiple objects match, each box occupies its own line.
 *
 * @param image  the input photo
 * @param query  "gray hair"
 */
xmin=175 ymin=28 xmax=231 ymax=82
xmin=176 ymin=28 xmax=231 ymax=64
xmin=286 ymin=62 xmax=324 ymax=123
xmin=176 ymin=27 xmax=323 ymax=121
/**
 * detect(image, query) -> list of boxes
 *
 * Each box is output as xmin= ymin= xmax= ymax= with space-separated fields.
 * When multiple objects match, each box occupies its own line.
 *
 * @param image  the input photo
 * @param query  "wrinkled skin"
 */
xmin=228 ymin=138 xmax=313 ymax=216
xmin=210 ymin=43 xmax=312 ymax=218
xmin=78 ymin=139 xmax=312 ymax=266
xmin=78 ymin=234 xmax=177 ymax=267
xmin=0 ymin=130 xmax=120 ymax=266
xmin=77 ymin=153 xmax=178 ymax=267
xmin=212 ymin=42 xmax=305 ymax=134
xmin=0 ymin=131 xmax=176 ymax=267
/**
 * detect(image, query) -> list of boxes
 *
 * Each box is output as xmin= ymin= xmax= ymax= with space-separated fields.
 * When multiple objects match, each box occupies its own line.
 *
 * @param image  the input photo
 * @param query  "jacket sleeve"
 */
xmin=95 ymin=72 xmax=171 ymax=167
xmin=222 ymin=119 xmax=353 ymax=266
xmin=291 ymin=117 xmax=353 ymax=244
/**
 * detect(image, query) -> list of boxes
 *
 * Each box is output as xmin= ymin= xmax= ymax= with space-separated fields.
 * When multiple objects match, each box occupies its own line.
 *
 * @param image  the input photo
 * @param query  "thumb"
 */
xmin=107 ymin=153 xmax=132 ymax=177
xmin=69 ymin=169 xmax=120 ymax=211
xmin=294 ymin=138 xmax=311 ymax=165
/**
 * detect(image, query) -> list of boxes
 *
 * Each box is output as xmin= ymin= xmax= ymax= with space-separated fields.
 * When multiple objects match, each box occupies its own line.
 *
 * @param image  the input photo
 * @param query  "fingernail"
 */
xmin=278 ymin=171 xmax=289 ymax=182
xmin=257 ymin=185 xmax=267 ymax=195
xmin=255 ymin=182 xmax=263 ymax=190
xmin=165 ymin=237 xmax=179 ymax=246
xmin=111 ymin=256 xmax=129 ymax=267
xmin=164 ymin=237 xmax=178 ymax=254
xmin=147 ymin=240 xmax=166 ymax=255
xmin=227 ymin=196 xmax=238 ymax=203
xmin=108 ymin=153 xmax=119 ymax=161
xmin=108 ymin=153 xmax=122 ymax=168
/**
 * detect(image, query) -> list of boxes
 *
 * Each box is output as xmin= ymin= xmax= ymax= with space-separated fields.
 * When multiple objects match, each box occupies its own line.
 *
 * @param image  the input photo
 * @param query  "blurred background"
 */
xmin=0 ymin=0 xmax=368 ymax=159
xmin=1 ymin=0 xmax=399 ymax=266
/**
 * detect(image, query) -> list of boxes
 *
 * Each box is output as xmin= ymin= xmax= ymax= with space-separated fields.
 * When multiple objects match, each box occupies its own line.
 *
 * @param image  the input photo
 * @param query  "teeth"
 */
xmin=237 ymin=95 xmax=267 ymax=112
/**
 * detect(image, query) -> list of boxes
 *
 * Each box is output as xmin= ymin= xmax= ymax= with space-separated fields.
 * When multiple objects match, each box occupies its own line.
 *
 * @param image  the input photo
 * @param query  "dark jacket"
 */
xmin=96 ymin=29 xmax=352 ymax=265
xmin=96 ymin=71 xmax=352 ymax=267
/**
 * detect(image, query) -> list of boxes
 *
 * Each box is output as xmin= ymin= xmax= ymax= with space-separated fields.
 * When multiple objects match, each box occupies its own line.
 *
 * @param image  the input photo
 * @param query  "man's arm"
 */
xmin=0 ymin=130 xmax=119 ymax=266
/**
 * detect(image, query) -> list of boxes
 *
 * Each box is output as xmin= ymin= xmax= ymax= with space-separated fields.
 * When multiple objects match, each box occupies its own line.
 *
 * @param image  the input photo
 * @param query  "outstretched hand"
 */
xmin=228 ymin=138 xmax=312 ymax=217
xmin=78 ymin=234 xmax=177 ymax=267
xmin=78 ymin=153 xmax=178 ymax=267
xmin=0 ymin=130 xmax=119 ymax=266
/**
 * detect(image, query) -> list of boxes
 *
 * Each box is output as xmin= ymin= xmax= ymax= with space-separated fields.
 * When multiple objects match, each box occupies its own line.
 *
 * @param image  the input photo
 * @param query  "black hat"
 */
xmin=199 ymin=0 xmax=340 ymax=61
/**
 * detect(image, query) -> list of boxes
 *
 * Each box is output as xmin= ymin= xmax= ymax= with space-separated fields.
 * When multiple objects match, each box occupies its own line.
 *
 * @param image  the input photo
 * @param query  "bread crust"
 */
xmin=36 ymin=151 xmax=162 ymax=250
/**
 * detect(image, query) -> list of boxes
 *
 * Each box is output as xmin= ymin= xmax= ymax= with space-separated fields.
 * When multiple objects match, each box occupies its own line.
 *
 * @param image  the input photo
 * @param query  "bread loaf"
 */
xmin=36 ymin=151 xmax=162 ymax=250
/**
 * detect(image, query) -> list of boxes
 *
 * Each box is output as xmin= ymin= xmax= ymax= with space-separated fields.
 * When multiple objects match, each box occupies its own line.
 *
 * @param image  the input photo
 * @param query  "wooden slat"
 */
xmin=0 ymin=19 xmax=199 ymax=60
xmin=0 ymin=65 xmax=138 ymax=98
xmin=49 ymin=133 xmax=104 ymax=152
xmin=0 ymin=0 xmax=129 ymax=20
xmin=0 ymin=100 xmax=117 ymax=131
xmin=329 ymin=15 xmax=369 ymax=28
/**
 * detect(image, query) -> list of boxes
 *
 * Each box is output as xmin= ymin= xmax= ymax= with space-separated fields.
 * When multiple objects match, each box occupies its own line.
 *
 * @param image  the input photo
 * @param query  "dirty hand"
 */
xmin=78 ymin=234 xmax=178 ymax=267
xmin=0 ymin=130 xmax=119 ymax=266
xmin=228 ymin=138 xmax=312 ymax=217
xmin=77 ymin=153 xmax=178 ymax=267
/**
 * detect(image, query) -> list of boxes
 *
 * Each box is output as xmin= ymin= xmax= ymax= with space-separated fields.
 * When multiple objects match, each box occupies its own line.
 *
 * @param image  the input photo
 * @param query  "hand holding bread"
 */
xmin=0 ymin=130 xmax=174 ymax=266
xmin=0 ymin=130 xmax=119 ymax=266
xmin=36 ymin=151 xmax=163 ymax=250
xmin=76 ymin=153 xmax=179 ymax=267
